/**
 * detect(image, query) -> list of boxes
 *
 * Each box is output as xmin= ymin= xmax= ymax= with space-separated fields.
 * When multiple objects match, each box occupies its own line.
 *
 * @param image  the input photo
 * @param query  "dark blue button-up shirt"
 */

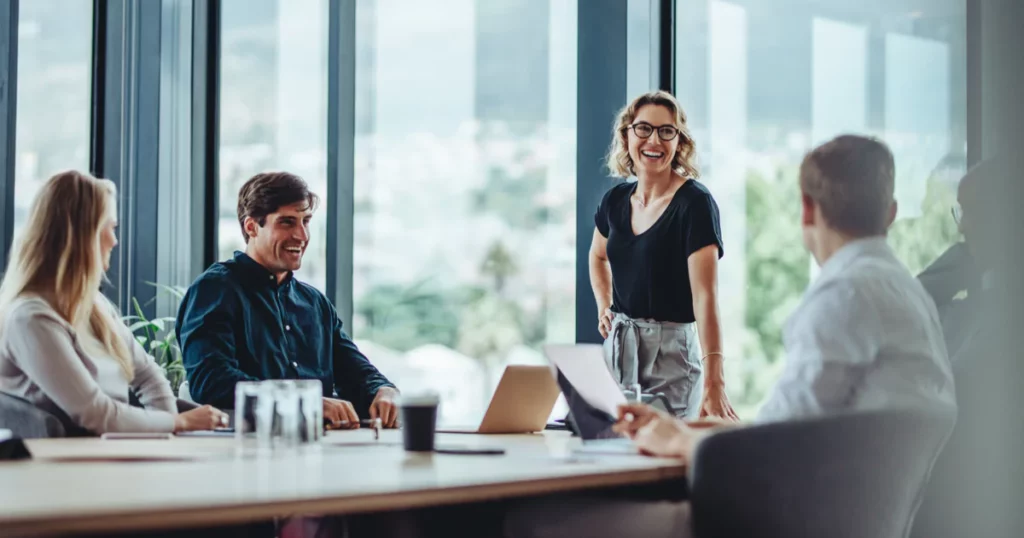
xmin=176 ymin=251 xmax=395 ymax=414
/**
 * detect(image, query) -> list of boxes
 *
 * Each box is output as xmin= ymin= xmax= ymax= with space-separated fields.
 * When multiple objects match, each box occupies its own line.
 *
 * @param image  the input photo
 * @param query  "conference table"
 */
xmin=0 ymin=430 xmax=687 ymax=537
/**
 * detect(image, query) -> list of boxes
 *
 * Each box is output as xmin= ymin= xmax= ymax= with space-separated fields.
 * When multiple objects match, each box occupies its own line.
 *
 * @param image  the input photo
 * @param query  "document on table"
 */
xmin=543 ymin=344 xmax=627 ymax=418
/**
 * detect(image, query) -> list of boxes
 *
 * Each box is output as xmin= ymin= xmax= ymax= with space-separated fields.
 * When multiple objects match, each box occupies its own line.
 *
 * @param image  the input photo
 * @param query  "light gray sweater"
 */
xmin=0 ymin=296 xmax=177 ymax=433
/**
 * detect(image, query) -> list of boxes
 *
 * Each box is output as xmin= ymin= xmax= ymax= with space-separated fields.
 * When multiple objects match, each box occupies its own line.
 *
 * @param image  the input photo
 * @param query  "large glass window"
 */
xmin=13 ymin=0 xmax=92 ymax=233
xmin=219 ymin=0 xmax=328 ymax=289
xmin=675 ymin=0 xmax=967 ymax=416
xmin=352 ymin=0 xmax=578 ymax=425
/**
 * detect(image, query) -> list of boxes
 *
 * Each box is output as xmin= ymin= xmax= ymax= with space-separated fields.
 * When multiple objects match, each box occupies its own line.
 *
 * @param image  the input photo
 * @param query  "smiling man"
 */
xmin=176 ymin=171 xmax=399 ymax=428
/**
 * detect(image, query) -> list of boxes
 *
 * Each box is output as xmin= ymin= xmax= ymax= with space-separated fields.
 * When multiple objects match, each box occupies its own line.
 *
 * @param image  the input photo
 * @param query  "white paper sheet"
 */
xmin=542 ymin=344 xmax=627 ymax=418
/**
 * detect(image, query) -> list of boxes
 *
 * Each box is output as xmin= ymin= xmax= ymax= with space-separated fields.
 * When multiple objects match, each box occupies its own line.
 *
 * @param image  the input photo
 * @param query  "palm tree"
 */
xmin=480 ymin=240 xmax=518 ymax=294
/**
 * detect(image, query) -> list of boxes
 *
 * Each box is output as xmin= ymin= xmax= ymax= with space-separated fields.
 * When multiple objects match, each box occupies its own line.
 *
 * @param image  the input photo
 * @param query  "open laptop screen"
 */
xmin=556 ymin=369 xmax=624 ymax=441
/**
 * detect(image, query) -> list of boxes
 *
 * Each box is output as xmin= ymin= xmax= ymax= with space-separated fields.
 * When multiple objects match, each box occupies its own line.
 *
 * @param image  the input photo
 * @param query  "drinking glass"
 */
xmin=234 ymin=381 xmax=272 ymax=455
xmin=295 ymin=379 xmax=324 ymax=445
xmin=271 ymin=380 xmax=300 ymax=450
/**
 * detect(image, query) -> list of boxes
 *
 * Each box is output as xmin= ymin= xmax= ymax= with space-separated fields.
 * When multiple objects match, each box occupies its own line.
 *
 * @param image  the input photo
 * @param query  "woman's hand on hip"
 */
xmin=598 ymin=308 xmax=614 ymax=339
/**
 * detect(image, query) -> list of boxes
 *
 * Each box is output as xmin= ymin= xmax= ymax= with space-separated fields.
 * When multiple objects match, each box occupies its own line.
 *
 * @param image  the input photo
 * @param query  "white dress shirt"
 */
xmin=757 ymin=237 xmax=956 ymax=422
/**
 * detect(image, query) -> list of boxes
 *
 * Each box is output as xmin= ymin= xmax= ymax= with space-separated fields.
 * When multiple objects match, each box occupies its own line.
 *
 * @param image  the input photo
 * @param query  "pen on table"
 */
xmin=329 ymin=418 xmax=383 ymax=439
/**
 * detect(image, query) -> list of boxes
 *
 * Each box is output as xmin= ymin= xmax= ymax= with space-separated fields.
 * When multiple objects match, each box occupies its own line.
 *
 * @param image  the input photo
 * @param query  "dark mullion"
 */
xmin=658 ymin=0 xmax=675 ymax=93
xmin=0 ymin=0 xmax=18 ymax=271
xmin=576 ymin=0 xmax=628 ymax=344
xmin=192 ymin=0 xmax=220 ymax=273
xmin=90 ymin=0 xmax=108 ymax=179
xmin=326 ymin=0 xmax=357 ymax=330
xmin=92 ymin=0 xmax=163 ymax=317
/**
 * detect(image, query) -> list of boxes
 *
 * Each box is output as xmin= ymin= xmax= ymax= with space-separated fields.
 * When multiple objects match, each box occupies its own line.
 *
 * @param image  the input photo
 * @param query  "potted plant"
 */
xmin=123 ymin=283 xmax=187 ymax=394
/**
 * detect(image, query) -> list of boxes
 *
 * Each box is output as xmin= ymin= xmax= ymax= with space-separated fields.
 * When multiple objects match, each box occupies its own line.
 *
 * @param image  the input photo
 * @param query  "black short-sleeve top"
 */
xmin=595 ymin=180 xmax=724 ymax=323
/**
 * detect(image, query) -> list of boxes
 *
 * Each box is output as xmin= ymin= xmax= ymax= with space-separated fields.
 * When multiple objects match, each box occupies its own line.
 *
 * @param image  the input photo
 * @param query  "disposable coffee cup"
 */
xmin=400 ymin=392 xmax=440 ymax=452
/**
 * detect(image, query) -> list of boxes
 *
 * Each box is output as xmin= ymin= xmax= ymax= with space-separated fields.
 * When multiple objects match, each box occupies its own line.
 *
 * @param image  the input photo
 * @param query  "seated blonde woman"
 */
xmin=0 ymin=170 xmax=225 ymax=434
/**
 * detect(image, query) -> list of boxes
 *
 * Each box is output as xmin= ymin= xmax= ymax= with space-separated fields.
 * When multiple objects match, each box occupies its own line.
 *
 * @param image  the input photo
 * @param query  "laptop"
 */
xmin=436 ymin=365 xmax=561 ymax=434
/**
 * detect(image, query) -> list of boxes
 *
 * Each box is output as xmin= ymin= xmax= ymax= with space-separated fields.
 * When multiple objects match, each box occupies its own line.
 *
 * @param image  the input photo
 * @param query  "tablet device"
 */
xmin=100 ymin=432 xmax=174 ymax=440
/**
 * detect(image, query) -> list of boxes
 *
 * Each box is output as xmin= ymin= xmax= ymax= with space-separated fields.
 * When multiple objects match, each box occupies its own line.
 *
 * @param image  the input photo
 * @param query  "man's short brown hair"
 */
xmin=800 ymin=135 xmax=896 ymax=236
xmin=237 ymin=171 xmax=320 ymax=242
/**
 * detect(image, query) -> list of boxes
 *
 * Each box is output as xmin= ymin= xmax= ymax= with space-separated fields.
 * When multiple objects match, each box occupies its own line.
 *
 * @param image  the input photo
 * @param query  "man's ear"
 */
xmin=886 ymin=200 xmax=898 ymax=228
xmin=243 ymin=216 xmax=260 ymax=240
xmin=801 ymin=193 xmax=816 ymax=227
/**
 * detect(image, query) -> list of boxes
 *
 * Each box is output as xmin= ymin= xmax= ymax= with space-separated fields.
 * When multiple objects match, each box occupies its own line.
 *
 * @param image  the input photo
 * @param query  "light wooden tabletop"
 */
xmin=0 ymin=430 xmax=686 ymax=537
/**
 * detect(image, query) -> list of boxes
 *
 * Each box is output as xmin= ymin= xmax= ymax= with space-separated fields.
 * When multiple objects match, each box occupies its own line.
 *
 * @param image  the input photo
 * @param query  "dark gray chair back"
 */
xmin=0 ymin=391 xmax=66 ymax=438
xmin=689 ymin=408 xmax=954 ymax=538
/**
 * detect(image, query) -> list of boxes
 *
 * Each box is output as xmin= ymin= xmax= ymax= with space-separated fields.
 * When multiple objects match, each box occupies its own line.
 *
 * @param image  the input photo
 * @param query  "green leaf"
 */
xmin=128 ymin=321 xmax=160 ymax=334
xmin=148 ymin=317 xmax=177 ymax=331
xmin=129 ymin=298 xmax=156 ymax=342
xmin=146 ymin=281 xmax=187 ymax=301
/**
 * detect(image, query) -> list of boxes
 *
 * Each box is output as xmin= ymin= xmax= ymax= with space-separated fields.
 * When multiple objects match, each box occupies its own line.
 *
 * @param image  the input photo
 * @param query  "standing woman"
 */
xmin=591 ymin=91 xmax=737 ymax=419
xmin=0 ymin=170 xmax=225 ymax=434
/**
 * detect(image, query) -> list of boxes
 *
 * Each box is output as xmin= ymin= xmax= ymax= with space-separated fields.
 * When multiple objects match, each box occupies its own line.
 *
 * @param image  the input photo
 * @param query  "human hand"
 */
xmin=612 ymin=402 xmax=667 ymax=438
xmin=698 ymin=383 xmax=739 ymax=421
xmin=323 ymin=397 xmax=359 ymax=429
xmin=598 ymin=308 xmax=615 ymax=339
xmin=614 ymin=403 xmax=690 ymax=459
xmin=173 ymin=405 xmax=229 ymax=432
xmin=369 ymin=387 xmax=400 ymax=428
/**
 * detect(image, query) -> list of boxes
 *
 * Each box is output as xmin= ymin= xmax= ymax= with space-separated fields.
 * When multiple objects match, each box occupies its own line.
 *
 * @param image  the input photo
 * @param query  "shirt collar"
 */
xmin=815 ymin=236 xmax=892 ymax=284
xmin=233 ymin=251 xmax=293 ymax=288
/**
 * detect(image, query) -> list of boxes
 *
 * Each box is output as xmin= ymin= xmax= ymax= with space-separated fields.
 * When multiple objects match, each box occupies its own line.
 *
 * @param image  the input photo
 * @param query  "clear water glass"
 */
xmin=271 ymin=380 xmax=300 ymax=450
xmin=235 ymin=379 xmax=322 ymax=455
xmin=234 ymin=381 xmax=271 ymax=455
xmin=296 ymin=379 xmax=324 ymax=445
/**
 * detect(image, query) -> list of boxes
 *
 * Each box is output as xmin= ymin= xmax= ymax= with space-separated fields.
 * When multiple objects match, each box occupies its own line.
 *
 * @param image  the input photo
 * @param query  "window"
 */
xmin=675 ymin=0 xmax=967 ymax=415
xmin=13 ymin=0 xmax=92 ymax=234
xmin=219 ymin=0 xmax=328 ymax=289
xmin=352 ymin=0 xmax=578 ymax=425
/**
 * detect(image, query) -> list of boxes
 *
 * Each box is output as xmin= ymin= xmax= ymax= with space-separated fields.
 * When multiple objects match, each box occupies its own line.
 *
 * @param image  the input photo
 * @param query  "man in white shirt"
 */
xmin=756 ymin=233 xmax=955 ymax=420
xmin=504 ymin=135 xmax=957 ymax=538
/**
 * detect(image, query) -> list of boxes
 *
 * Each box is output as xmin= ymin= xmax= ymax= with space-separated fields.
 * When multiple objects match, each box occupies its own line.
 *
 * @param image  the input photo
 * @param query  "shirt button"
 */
xmin=285 ymin=325 xmax=291 ymax=331
xmin=292 ymin=361 xmax=299 ymax=368
xmin=269 ymin=275 xmax=274 ymax=281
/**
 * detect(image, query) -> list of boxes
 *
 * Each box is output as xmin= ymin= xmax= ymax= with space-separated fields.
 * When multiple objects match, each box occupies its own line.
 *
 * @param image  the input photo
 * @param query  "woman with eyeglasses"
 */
xmin=591 ymin=90 xmax=737 ymax=420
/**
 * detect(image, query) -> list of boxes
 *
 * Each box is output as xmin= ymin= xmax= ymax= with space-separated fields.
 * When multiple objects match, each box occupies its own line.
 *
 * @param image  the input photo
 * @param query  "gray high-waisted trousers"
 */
xmin=603 ymin=312 xmax=704 ymax=418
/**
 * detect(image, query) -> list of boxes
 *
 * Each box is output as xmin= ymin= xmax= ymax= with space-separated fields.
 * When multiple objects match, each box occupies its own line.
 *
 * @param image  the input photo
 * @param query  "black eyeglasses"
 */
xmin=624 ymin=122 xmax=681 ymax=141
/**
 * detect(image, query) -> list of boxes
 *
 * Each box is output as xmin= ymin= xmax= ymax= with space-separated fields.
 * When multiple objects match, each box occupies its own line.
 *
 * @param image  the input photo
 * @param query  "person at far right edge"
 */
xmin=590 ymin=90 xmax=736 ymax=420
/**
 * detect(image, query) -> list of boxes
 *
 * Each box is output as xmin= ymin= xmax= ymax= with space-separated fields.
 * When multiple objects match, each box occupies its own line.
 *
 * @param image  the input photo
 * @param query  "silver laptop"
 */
xmin=436 ymin=365 xmax=561 ymax=434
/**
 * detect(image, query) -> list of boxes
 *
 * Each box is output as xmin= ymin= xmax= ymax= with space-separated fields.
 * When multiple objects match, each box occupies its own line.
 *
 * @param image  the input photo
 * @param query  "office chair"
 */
xmin=689 ymin=408 xmax=954 ymax=538
xmin=0 ymin=391 xmax=67 ymax=439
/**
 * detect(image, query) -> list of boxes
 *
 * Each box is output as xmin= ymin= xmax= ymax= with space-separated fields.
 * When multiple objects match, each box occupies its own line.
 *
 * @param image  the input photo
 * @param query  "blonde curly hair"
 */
xmin=606 ymin=90 xmax=699 ymax=179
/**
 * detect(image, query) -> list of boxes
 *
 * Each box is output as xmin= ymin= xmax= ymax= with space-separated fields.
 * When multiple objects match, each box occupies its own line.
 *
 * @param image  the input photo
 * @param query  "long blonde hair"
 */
xmin=606 ymin=90 xmax=700 ymax=179
xmin=0 ymin=170 xmax=133 ymax=379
